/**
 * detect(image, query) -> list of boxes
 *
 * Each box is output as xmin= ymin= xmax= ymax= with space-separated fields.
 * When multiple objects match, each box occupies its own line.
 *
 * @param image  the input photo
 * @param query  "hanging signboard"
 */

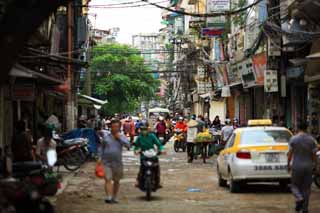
xmin=264 ymin=70 xmax=278 ymax=92
xmin=252 ymin=53 xmax=267 ymax=85
xmin=201 ymin=27 xmax=224 ymax=38
xmin=207 ymin=0 xmax=230 ymax=12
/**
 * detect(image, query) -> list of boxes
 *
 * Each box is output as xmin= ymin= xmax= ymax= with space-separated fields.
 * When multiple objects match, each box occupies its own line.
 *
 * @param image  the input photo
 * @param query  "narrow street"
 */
xmin=56 ymin=143 xmax=320 ymax=213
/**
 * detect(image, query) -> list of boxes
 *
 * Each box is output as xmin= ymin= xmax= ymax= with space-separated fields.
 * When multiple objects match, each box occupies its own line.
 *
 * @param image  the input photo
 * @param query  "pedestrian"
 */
xmin=287 ymin=122 xmax=318 ymax=212
xmin=186 ymin=115 xmax=203 ymax=163
xmin=11 ymin=120 xmax=34 ymax=162
xmin=36 ymin=126 xmax=56 ymax=162
xmin=97 ymin=120 xmax=130 ymax=204
xmin=211 ymin=115 xmax=221 ymax=129
xmin=221 ymin=118 xmax=234 ymax=145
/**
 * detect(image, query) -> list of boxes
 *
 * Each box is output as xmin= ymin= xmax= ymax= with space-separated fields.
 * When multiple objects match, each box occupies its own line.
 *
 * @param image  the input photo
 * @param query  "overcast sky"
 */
xmin=89 ymin=0 xmax=166 ymax=44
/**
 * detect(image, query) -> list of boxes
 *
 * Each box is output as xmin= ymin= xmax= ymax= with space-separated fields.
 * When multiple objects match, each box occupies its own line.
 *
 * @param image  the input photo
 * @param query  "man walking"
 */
xmin=97 ymin=120 xmax=130 ymax=204
xmin=288 ymin=123 xmax=318 ymax=212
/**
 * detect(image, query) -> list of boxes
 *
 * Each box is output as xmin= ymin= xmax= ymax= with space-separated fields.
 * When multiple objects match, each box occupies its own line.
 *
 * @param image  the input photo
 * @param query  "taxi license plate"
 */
xmin=265 ymin=153 xmax=280 ymax=163
xmin=254 ymin=165 xmax=287 ymax=171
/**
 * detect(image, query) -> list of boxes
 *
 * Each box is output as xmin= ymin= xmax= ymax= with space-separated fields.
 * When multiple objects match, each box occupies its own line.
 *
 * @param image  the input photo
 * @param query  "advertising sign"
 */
xmin=201 ymin=27 xmax=224 ymax=38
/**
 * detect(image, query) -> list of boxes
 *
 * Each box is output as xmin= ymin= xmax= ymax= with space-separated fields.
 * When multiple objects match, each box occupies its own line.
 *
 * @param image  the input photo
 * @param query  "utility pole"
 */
xmin=66 ymin=0 xmax=75 ymax=130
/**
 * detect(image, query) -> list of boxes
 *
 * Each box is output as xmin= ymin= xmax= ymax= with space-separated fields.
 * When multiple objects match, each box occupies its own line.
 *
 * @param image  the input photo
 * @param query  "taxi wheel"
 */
xmin=229 ymin=172 xmax=241 ymax=193
xmin=217 ymin=167 xmax=227 ymax=187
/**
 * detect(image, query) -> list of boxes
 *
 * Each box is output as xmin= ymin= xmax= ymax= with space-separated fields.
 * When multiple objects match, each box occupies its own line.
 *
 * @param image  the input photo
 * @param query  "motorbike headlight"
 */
xmin=146 ymin=170 xmax=152 ymax=175
xmin=146 ymin=161 xmax=153 ymax=166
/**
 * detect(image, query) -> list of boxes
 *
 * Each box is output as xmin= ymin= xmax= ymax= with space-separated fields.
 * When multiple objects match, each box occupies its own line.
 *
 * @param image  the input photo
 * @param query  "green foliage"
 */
xmin=90 ymin=43 xmax=160 ymax=116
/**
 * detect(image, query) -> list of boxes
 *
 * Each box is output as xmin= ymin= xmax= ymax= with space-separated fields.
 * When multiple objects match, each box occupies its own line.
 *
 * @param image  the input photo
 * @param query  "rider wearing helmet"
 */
xmin=155 ymin=116 xmax=167 ymax=138
xmin=134 ymin=121 xmax=165 ymax=188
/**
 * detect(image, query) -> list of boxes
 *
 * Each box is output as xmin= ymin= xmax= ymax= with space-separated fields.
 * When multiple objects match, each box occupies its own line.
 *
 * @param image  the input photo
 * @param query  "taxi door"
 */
xmin=219 ymin=133 xmax=236 ymax=178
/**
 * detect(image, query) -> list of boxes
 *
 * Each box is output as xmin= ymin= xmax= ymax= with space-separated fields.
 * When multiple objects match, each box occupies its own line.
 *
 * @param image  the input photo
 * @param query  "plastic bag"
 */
xmin=95 ymin=162 xmax=104 ymax=178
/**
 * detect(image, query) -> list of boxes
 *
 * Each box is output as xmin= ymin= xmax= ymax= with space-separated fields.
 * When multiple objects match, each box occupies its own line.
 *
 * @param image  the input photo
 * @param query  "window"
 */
xmin=226 ymin=134 xmax=236 ymax=148
xmin=241 ymin=130 xmax=291 ymax=145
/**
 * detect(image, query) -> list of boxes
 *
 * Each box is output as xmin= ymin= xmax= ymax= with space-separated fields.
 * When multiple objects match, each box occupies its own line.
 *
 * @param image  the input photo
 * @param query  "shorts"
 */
xmin=103 ymin=164 xmax=124 ymax=181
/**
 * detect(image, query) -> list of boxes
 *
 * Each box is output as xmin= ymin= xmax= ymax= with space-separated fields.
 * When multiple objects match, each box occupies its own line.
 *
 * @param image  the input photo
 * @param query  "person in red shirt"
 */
xmin=123 ymin=117 xmax=135 ymax=145
xmin=174 ymin=117 xmax=187 ymax=133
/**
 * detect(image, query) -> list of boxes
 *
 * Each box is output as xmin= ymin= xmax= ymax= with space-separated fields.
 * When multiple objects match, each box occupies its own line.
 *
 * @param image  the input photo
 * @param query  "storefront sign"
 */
xmin=13 ymin=84 xmax=35 ymax=101
xmin=201 ymin=27 xmax=224 ymax=38
xmin=207 ymin=0 xmax=230 ymax=12
xmin=207 ymin=16 xmax=226 ymax=28
xmin=252 ymin=53 xmax=267 ymax=85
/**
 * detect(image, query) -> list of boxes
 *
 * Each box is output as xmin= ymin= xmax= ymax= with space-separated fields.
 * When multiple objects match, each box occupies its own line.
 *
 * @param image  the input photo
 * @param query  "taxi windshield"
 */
xmin=241 ymin=130 xmax=291 ymax=145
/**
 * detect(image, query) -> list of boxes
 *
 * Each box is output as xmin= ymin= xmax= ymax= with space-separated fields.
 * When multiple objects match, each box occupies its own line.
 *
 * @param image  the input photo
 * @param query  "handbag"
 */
xmin=95 ymin=162 xmax=104 ymax=178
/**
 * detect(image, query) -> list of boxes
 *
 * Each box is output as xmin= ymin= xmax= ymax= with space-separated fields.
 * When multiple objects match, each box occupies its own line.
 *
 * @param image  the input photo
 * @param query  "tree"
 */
xmin=90 ymin=43 xmax=159 ymax=115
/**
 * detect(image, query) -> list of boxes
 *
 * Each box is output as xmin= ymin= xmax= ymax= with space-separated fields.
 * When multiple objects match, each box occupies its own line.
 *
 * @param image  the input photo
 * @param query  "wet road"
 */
xmin=55 ymin=142 xmax=320 ymax=213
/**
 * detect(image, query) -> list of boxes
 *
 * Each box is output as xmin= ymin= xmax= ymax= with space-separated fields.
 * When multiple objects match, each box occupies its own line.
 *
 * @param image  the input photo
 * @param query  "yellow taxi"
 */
xmin=216 ymin=119 xmax=292 ymax=193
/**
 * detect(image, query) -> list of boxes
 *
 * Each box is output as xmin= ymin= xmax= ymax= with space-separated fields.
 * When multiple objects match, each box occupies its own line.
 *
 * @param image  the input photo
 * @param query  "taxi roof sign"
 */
xmin=248 ymin=119 xmax=272 ymax=126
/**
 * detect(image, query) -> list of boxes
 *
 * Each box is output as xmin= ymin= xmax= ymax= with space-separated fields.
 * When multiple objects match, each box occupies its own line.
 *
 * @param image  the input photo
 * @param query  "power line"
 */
xmin=77 ymin=0 xmax=168 ymax=8
xmin=141 ymin=0 xmax=264 ymax=18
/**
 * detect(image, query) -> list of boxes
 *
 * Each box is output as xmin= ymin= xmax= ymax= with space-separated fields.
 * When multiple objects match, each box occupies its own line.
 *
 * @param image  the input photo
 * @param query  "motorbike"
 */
xmin=173 ymin=129 xmax=186 ymax=152
xmin=313 ymin=150 xmax=320 ymax=188
xmin=54 ymin=137 xmax=87 ymax=171
xmin=0 ymin=150 xmax=59 ymax=213
xmin=137 ymin=149 xmax=161 ymax=201
xmin=157 ymin=132 xmax=167 ymax=145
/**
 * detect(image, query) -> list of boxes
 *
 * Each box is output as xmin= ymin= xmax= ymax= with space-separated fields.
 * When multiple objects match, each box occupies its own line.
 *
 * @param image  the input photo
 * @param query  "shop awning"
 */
xmin=10 ymin=64 xmax=64 ymax=84
xmin=78 ymin=94 xmax=108 ymax=105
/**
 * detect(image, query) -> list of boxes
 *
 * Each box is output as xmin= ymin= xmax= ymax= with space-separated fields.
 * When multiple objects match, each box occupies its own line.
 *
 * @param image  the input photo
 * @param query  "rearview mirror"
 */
xmin=47 ymin=149 xmax=57 ymax=167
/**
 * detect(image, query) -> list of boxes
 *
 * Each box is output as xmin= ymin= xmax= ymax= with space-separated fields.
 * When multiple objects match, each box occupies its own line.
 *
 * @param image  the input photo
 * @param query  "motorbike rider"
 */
xmin=175 ymin=117 xmax=187 ymax=133
xmin=155 ymin=116 xmax=167 ymax=139
xmin=134 ymin=122 xmax=165 ymax=188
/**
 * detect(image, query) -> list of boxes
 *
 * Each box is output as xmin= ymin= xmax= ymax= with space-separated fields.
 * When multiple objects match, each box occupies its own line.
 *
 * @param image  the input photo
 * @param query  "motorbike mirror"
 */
xmin=47 ymin=149 xmax=57 ymax=167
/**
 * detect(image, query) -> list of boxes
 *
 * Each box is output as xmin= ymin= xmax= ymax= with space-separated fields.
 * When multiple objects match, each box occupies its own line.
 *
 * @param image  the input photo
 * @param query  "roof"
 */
xmin=235 ymin=126 xmax=291 ymax=134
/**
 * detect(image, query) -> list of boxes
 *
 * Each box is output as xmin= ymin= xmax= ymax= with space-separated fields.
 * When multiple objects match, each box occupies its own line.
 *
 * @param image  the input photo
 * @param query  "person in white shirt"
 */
xmin=221 ymin=119 xmax=234 ymax=145
xmin=36 ymin=127 xmax=56 ymax=162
